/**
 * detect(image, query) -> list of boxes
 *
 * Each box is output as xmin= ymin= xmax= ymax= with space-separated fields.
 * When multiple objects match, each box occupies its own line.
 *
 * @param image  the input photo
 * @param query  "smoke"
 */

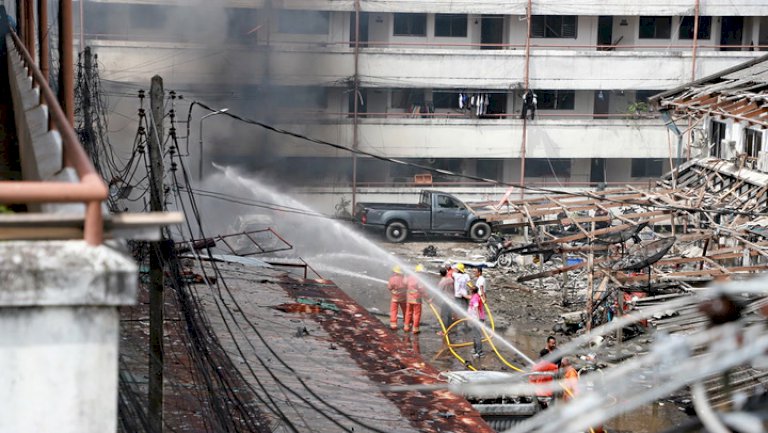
xmin=85 ymin=1 xmax=343 ymax=196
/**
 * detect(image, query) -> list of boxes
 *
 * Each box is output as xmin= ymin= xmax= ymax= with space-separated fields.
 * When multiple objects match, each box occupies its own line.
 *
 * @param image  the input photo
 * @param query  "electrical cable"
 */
xmin=186 ymin=101 xmax=768 ymax=219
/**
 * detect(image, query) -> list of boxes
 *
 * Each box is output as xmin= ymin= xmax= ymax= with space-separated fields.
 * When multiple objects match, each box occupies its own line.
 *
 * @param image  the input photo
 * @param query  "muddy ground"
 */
xmin=383 ymin=239 xmax=574 ymax=355
xmin=323 ymin=236 xmax=690 ymax=433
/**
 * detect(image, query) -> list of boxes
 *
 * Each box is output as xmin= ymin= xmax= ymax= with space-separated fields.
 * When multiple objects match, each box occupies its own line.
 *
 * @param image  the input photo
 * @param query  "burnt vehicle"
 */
xmin=354 ymin=190 xmax=493 ymax=243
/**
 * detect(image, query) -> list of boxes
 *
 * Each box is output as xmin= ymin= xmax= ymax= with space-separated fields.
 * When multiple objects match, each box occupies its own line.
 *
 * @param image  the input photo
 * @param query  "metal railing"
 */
xmin=81 ymin=33 xmax=768 ymax=52
xmin=2 ymin=30 xmax=107 ymax=245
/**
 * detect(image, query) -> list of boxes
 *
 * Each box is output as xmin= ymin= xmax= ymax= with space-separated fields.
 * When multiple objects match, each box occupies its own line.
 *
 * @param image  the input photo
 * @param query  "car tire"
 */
xmin=469 ymin=221 xmax=492 ymax=242
xmin=385 ymin=221 xmax=408 ymax=243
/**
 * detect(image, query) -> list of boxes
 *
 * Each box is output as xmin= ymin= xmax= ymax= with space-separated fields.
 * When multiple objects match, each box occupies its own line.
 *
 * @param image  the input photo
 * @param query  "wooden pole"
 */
xmin=147 ymin=75 xmax=165 ymax=433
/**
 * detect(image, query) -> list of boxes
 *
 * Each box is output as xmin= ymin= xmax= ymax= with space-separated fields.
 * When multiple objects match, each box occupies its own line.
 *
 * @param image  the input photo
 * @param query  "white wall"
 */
xmin=266 ymin=119 xmax=671 ymax=159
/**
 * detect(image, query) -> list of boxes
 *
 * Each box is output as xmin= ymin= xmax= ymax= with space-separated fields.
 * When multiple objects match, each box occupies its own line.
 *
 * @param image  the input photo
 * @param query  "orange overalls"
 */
xmin=404 ymin=274 xmax=427 ymax=333
xmin=529 ymin=361 xmax=559 ymax=398
xmin=388 ymin=273 xmax=407 ymax=330
xmin=562 ymin=366 xmax=579 ymax=401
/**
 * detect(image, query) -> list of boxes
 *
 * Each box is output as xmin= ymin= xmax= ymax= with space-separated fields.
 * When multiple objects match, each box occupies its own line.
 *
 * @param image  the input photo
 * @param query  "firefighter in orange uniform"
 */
xmin=388 ymin=265 xmax=407 ymax=330
xmin=404 ymin=264 xmax=428 ymax=334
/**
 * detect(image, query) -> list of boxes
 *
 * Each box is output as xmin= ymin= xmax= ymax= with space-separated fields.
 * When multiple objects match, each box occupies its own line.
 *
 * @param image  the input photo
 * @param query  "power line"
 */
xmin=187 ymin=100 xmax=768 ymax=218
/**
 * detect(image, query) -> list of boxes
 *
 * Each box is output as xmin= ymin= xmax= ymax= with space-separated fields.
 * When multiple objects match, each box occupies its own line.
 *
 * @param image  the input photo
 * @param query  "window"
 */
xmin=537 ymin=90 xmax=575 ymax=110
xmin=437 ymin=195 xmax=462 ymax=209
xmin=679 ymin=16 xmax=712 ymax=40
xmin=270 ymin=86 xmax=327 ymax=109
xmin=524 ymin=159 xmax=571 ymax=178
xmin=393 ymin=13 xmax=426 ymax=36
xmin=710 ymin=120 xmax=726 ymax=158
xmin=639 ymin=16 xmax=671 ymax=39
xmin=635 ymin=90 xmax=658 ymax=103
xmin=226 ymin=8 xmax=259 ymax=42
xmin=435 ymin=14 xmax=467 ymax=37
xmin=433 ymin=91 xmax=459 ymax=109
xmin=477 ymin=159 xmax=503 ymax=180
xmin=391 ymin=89 xmax=425 ymax=109
xmin=531 ymin=15 xmax=577 ymax=39
xmin=745 ymin=128 xmax=763 ymax=158
xmin=278 ymin=10 xmax=330 ymax=35
xmin=631 ymin=159 xmax=664 ymax=177
xmin=130 ymin=4 xmax=168 ymax=29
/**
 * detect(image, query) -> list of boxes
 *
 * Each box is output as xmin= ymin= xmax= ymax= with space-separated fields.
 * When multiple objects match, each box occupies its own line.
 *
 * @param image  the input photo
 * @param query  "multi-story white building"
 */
xmin=82 ymin=1 xmax=768 ymax=202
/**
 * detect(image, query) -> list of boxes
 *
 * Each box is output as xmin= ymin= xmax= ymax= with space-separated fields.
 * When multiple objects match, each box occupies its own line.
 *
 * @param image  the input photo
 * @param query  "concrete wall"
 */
xmin=265 ymin=118 xmax=670 ymax=158
xmin=0 ymin=241 xmax=137 ymax=433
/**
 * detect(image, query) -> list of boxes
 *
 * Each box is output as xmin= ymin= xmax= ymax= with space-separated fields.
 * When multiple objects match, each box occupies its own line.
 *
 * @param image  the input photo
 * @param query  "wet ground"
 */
xmin=313 ymin=236 xmax=691 ymax=433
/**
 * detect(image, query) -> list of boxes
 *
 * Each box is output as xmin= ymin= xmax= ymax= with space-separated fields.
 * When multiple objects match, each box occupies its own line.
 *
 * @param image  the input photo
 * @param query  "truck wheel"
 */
xmin=469 ymin=222 xmax=492 ymax=242
xmin=385 ymin=222 xmax=408 ymax=243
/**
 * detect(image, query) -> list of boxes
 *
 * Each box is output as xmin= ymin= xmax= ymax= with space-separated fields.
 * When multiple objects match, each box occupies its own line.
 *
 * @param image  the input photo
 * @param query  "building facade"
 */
xmin=82 ymin=1 xmax=768 ymax=201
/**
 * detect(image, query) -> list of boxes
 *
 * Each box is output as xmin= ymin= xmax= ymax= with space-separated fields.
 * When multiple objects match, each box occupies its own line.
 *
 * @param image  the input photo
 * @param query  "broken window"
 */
xmin=744 ymin=128 xmax=763 ymax=158
xmin=639 ymin=16 xmax=671 ymax=39
xmin=631 ymin=159 xmax=663 ymax=177
xmin=278 ymin=10 xmax=330 ymax=35
xmin=531 ymin=16 xmax=578 ymax=39
xmin=393 ymin=13 xmax=427 ymax=36
xmin=537 ymin=90 xmax=575 ymax=110
xmin=435 ymin=14 xmax=468 ymax=37
xmin=710 ymin=120 xmax=727 ymax=158
xmin=679 ymin=16 xmax=712 ymax=40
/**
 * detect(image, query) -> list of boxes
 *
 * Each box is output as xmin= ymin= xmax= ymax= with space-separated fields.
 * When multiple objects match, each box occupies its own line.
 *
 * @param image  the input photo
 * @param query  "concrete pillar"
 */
xmin=0 ymin=241 xmax=137 ymax=433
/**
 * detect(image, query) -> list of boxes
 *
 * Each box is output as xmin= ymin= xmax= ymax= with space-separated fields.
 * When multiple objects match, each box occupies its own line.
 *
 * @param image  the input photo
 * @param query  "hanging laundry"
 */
xmin=521 ymin=89 xmax=537 ymax=120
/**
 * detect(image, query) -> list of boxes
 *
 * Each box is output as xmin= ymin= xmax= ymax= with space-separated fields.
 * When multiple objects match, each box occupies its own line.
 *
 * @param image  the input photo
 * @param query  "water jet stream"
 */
xmin=207 ymin=165 xmax=535 ymax=367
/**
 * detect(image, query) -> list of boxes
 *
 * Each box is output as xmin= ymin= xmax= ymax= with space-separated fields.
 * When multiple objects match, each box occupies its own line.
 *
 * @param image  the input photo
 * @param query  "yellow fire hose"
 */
xmin=427 ymin=301 xmax=523 ymax=372
xmin=427 ymin=302 xmax=477 ymax=371
xmin=428 ymin=302 xmax=599 ymax=433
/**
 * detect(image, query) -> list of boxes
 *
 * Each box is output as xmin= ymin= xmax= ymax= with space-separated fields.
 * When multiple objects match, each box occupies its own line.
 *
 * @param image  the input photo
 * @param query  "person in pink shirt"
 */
xmin=467 ymin=282 xmax=486 ymax=357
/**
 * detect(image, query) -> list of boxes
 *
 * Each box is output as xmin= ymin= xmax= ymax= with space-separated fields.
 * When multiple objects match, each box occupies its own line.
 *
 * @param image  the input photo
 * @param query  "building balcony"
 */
xmin=265 ymin=117 xmax=671 ymax=159
xmin=91 ymin=38 xmax=762 ymax=90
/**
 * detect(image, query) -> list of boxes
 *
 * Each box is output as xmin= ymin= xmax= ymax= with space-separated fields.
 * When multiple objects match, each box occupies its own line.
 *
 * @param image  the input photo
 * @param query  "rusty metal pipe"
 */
xmin=0 ymin=181 xmax=107 ymax=202
xmin=10 ymin=31 xmax=105 ymax=181
xmin=37 ymin=0 xmax=48 ymax=84
xmin=8 ymin=30 xmax=107 ymax=246
xmin=24 ymin=0 xmax=34 ymax=60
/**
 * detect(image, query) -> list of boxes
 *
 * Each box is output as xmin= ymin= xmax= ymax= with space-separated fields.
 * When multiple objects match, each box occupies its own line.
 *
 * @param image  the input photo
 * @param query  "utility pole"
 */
xmin=147 ymin=75 xmax=165 ymax=433
xmin=351 ymin=0 xmax=361 ymax=211
xmin=59 ymin=0 xmax=74 ymax=124
xmin=82 ymin=47 xmax=95 ymax=157
xmin=519 ymin=0 xmax=532 ymax=199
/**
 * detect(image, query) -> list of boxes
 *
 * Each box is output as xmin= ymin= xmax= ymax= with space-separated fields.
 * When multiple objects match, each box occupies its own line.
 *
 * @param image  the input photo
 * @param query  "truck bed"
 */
xmin=356 ymin=203 xmax=429 ymax=211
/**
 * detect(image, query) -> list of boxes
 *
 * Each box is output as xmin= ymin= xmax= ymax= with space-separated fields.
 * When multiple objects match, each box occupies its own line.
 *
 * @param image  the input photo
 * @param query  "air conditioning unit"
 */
xmin=757 ymin=151 xmax=768 ymax=173
xmin=722 ymin=139 xmax=736 ymax=148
